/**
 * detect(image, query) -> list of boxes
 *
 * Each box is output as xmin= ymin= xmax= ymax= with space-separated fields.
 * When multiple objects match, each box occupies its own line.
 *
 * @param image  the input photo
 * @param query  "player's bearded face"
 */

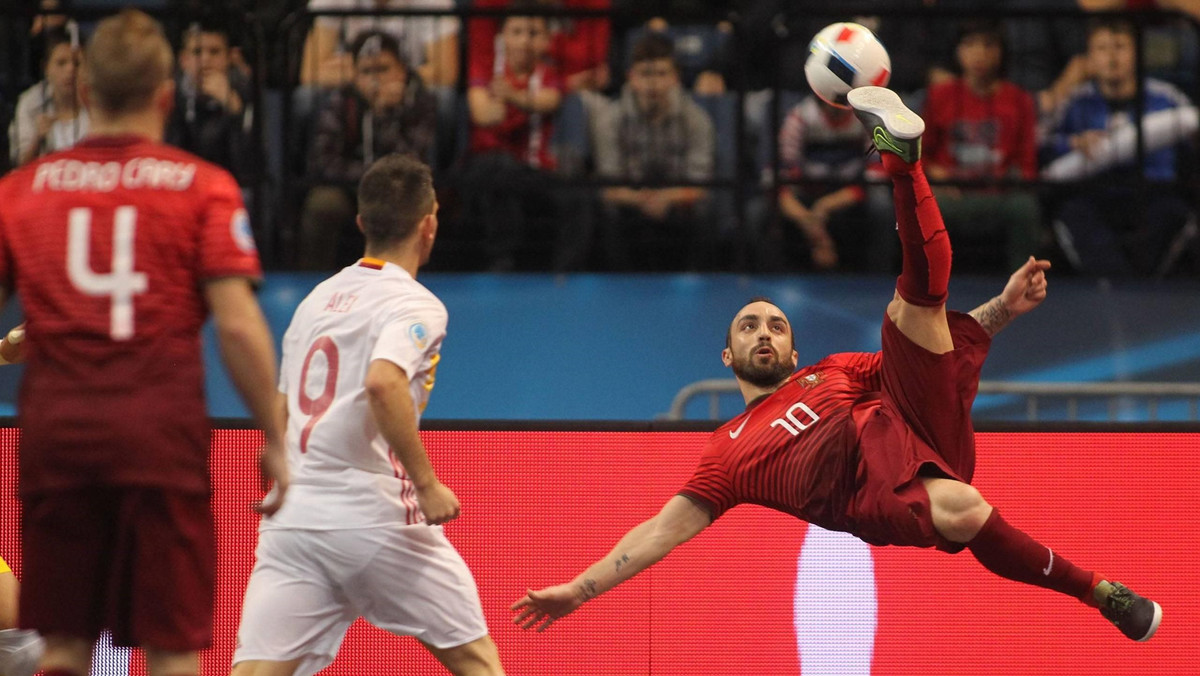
xmin=731 ymin=340 xmax=796 ymax=387
xmin=727 ymin=303 xmax=797 ymax=387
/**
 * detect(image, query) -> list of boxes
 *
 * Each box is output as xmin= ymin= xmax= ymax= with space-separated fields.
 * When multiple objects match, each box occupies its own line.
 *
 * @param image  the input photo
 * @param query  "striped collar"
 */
xmin=357 ymin=257 xmax=386 ymax=270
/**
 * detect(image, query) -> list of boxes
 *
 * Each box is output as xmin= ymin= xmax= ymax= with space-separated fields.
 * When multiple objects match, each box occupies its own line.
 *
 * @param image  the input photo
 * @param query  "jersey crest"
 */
xmin=798 ymin=371 xmax=826 ymax=389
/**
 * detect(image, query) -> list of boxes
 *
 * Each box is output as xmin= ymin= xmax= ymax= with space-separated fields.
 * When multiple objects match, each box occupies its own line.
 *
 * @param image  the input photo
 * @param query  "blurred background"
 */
xmin=1 ymin=0 xmax=1198 ymax=422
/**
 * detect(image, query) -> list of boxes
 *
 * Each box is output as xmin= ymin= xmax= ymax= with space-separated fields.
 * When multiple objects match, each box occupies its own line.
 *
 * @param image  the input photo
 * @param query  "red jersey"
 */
xmin=0 ymin=135 xmax=262 ymax=496
xmin=922 ymin=79 xmax=1038 ymax=181
xmin=468 ymin=0 xmax=611 ymax=82
xmin=468 ymin=60 xmax=562 ymax=169
xmin=678 ymin=352 xmax=881 ymax=530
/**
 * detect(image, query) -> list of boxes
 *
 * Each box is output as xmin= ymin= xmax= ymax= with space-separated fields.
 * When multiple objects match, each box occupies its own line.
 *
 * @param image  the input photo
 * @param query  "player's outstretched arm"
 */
xmin=511 ymin=495 xmax=712 ymax=632
xmin=365 ymin=359 xmax=460 ymax=525
xmin=205 ymin=278 xmax=289 ymax=514
xmin=969 ymin=256 xmax=1051 ymax=337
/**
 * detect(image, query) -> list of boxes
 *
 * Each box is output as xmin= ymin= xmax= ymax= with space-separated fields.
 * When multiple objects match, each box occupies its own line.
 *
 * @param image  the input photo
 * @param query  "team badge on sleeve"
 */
xmin=231 ymin=208 xmax=257 ymax=253
xmin=408 ymin=322 xmax=429 ymax=350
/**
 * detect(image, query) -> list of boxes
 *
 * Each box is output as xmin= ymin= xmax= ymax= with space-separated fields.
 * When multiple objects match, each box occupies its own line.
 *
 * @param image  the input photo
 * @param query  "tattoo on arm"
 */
xmin=614 ymin=553 xmax=630 ymax=572
xmin=579 ymin=578 xmax=598 ymax=601
xmin=970 ymin=296 xmax=1011 ymax=337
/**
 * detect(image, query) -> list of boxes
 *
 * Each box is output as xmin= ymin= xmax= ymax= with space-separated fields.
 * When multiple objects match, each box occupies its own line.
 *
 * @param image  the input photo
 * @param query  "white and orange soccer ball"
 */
xmin=804 ymin=22 xmax=892 ymax=109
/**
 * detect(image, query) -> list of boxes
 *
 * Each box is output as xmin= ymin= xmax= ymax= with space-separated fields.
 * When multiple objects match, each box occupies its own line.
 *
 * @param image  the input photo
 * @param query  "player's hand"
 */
xmin=253 ymin=435 xmax=289 ymax=516
xmin=999 ymin=256 xmax=1051 ymax=317
xmin=0 ymin=323 xmax=27 ymax=365
xmin=510 ymin=583 xmax=585 ymax=631
xmin=416 ymin=480 xmax=461 ymax=525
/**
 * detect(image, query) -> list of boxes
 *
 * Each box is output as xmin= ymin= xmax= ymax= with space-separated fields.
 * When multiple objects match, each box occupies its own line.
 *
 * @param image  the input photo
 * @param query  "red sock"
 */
xmin=885 ymin=155 xmax=951 ymax=306
xmin=967 ymin=509 xmax=1098 ymax=604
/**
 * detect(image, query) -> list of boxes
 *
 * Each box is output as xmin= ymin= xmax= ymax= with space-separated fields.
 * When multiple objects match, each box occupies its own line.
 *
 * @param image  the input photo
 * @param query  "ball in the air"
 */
xmin=804 ymin=22 xmax=892 ymax=109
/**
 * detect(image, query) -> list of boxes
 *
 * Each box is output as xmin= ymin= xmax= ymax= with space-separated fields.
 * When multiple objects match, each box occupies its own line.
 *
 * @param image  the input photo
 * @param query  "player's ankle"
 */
xmin=881 ymin=152 xmax=920 ymax=176
xmin=1085 ymin=574 xmax=1109 ymax=608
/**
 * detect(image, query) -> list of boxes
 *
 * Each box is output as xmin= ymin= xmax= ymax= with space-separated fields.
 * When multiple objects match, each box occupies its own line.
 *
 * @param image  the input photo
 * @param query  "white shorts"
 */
xmin=233 ymin=525 xmax=488 ymax=674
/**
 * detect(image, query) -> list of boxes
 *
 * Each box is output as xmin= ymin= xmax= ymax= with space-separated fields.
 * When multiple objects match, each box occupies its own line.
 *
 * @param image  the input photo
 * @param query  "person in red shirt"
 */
xmin=922 ymin=20 xmax=1044 ymax=272
xmin=469 ymin=0 xmax=611 ymax=93
xmin=0 ymin=10 xmax=288 ymax=676
xmin=511 ymin=87 xmax=1162 ymax=646
xmin=463 ymin=0 xmax=566 ymax=270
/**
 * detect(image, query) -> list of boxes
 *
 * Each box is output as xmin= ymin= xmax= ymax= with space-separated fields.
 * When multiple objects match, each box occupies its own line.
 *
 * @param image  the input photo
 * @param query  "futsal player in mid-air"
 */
xmin=511 ymin=86 xmax=1162 ymax=644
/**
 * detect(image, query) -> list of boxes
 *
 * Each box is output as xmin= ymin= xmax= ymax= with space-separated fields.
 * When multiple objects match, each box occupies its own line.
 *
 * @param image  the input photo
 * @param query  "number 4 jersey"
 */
xmin=264 ymin=258 xmax=447 ymax=531
xmin=0 ymin=135 xmax=262 ymax=496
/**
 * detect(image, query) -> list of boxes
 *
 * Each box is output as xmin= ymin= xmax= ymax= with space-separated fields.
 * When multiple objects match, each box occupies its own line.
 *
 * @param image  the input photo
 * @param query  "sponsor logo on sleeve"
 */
xmin=408 ymin=322 xmax=429 ymax=350
xmin=231 ymin=208 xmax=256 ymax=253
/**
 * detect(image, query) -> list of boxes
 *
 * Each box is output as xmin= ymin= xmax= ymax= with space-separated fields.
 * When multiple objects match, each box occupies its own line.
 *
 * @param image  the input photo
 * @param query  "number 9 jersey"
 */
xmin=0 ymin=136 xmax=262 ymax=497
xmin=266 ymin=258 xmax=447 ymax=530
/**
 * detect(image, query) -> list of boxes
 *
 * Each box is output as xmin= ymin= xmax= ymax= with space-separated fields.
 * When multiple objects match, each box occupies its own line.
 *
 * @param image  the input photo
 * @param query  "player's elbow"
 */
xmin=212 ymin=319 xmax=259 ymax=354
xmin=364 ymin=361 xmax=409 ymax=403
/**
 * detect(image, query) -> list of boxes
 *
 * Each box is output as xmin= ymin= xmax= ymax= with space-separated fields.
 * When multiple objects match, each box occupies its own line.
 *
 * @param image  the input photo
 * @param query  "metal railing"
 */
xmin=662 ymin=378 xmax=1200 ymax=422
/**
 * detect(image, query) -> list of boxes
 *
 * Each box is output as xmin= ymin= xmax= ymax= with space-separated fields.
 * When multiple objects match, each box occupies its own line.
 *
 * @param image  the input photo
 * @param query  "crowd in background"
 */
xmin=1 ymin=0 xmax=1199 ymax=276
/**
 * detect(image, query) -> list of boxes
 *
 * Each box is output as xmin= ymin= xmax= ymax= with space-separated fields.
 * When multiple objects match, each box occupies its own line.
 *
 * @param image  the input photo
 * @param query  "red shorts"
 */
xmin=20 ymin=487 xmax=215 ymax=651
xmin=848 ymin=310 xmax=990 ymax=552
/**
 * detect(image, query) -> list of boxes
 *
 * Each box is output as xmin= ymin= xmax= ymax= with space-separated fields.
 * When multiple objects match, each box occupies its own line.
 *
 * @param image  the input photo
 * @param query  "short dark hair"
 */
xmin=955 ymin=19 xmax=1007 ymax=76
xmin=349 ymin=30 xmax=403 ymax=66
xmin=38 ymin=27 xmax=76 ymax=70
xmin=1087 ymin=16 xmax=1136 ymax=42
xmin=501 ymin=0 xmax=551 ymax=28
xmin=357 ymin=154 xmax=436 ymax=248
xmin=183 ymin=18 xmax=235 ymax=48
xmin=726 ymin=296 xmax=795 ymax=350
xmin=629 ymin=31 xmax=677 ymax=69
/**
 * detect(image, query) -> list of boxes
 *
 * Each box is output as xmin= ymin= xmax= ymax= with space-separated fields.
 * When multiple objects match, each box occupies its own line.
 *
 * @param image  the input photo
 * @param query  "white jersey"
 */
xmin=264 ymin=258 xmax=446 ymax=530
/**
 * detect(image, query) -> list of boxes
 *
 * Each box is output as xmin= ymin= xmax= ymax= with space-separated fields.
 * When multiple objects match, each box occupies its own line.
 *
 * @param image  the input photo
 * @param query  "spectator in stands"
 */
xmin=471 ymin=0 xmax=612 ymax=93
xmin=462 ymin=2 xmax=564 ymax=270
xmin=1042 ymin=17 xmax=1197 ymax=276
xmin=7 ymin=27 xmax=87 ymax=167
xmin=301 ymin=0 xmax=460 ymax=88
xmin=770 ymin=95 xmax=892 ymax=272
xmin=300 ymin=30 xmax=438 ymax=269
xmin=592 ymin=32 xmax=715 ymax=270
xmin=922 ymin=20 xmax=1043 ymax=271
xmin=621 ymin=16 xmax=731 ymax=95
xmin=167 ymin=21 xmax=254 ymax=183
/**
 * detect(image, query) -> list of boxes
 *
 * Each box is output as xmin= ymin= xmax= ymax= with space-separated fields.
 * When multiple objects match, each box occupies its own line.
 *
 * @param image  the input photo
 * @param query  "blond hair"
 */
xmin=83 ymin=9 xmax=173 ymax=115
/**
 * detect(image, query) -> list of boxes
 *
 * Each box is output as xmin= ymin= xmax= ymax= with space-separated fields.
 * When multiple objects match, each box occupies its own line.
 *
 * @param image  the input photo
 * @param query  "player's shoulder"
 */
xmin=381 ymin=269 xmax=445 ymax=310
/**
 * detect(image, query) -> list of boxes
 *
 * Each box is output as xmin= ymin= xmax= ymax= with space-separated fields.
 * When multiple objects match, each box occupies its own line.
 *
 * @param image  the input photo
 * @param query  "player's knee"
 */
xmin=434 ymin=636 xmax=504 ymax=676
xmin=927 ymin=480 xmax=991 ymax=542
